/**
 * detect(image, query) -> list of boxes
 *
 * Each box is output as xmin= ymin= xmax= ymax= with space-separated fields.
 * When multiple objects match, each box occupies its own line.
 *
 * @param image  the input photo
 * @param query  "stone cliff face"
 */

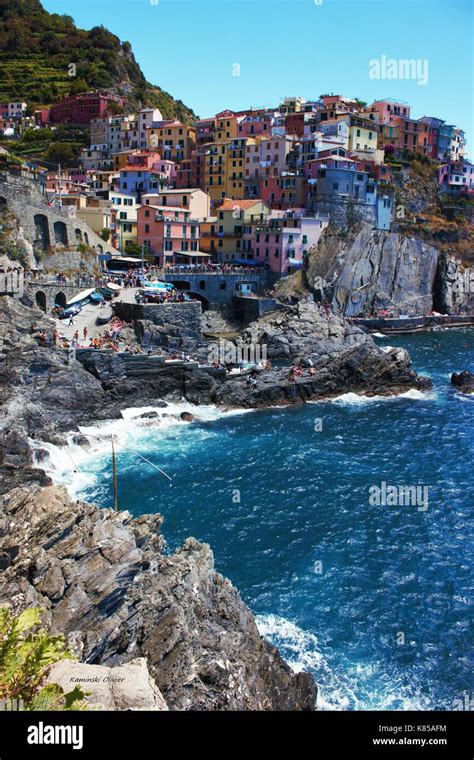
xmin=0 ymin=485 xmax=316 ymax=711
xmin=434 ymin=253 xmax=474 ymax=315
xmin=276 ymin=221 xmax=473 ymax=317
xmin=305 ymin=224 xmax=439 ymax=317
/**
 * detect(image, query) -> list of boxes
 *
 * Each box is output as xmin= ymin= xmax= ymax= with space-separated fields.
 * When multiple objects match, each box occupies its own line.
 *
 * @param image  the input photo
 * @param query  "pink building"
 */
xmin=241 ymin=209 xmax=328 ymax=274
xmin=125 ymin=151 xmax=163 ymax=170
xmin=245 ymin=136 xmax=294 ymax=179
xmin=237 ymin=112 xmax=274 ymax=137
xmin=245 ymin=174 xmax=306 ymax=210
xmin=438 ymin=160 xmax=474 ymax=195
xmin=45 ymin=170 xmax=88 ymax=195
xmin=137 ymin=204 xmax=204 ymax=266
xmin=155 ymin=159 xmax=177 ymax=184
xmin=369 ymin=99 xmax=411 ymax=125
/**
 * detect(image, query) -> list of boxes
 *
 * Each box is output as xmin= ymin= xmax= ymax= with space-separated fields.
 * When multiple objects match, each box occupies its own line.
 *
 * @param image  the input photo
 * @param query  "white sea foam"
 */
xmin=308 ymin=388 xmax=436 ymax=406
xmin=30 ymin=401 xmax=254 ymax=498
xmin=256 ymin=613 xmax=359 ymax=710
xmin=256 ymin=613 xmax=431 ymax=711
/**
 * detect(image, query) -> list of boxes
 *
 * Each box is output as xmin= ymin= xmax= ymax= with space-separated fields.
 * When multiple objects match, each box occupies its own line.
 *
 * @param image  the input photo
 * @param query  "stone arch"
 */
xmin=0 ymin=196 xmax=7 ymax=206
xmin=35 ymin=290 xmax=47 ymax=312
xmin=34 ymin=214 xmax=50 ymax=249
xmin=83 ymin=231 xmax=89 ymax=245
xmin=53 ymin=220 xmax=68 ymax=246
xmin=169 ymin=280 xmax=190 ymax=291
xmin=97 ymin=244 xmax=103 ymax=254
xmin=54 ymin=291 xmax=67 ymax=308
xmin=199 ymin=280 xmax=206 ymax=290
xmin=75 ymin=228 xmax=83 ymax=243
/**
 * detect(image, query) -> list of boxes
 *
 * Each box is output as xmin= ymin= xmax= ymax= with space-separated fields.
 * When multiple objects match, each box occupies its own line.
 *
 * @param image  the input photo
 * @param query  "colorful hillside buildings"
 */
xmin=27 ymin=88 xmax=469 ymax=273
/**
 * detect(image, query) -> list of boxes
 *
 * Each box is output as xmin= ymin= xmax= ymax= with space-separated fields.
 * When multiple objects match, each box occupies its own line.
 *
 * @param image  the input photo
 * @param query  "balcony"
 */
xmin=255 ymin=225 xmax=281 ymax=233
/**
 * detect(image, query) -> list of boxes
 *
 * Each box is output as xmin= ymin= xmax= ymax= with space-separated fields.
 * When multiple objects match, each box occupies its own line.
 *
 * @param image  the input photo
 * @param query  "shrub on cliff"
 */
xmin=0 ymin=606 xmax=87 ymax=711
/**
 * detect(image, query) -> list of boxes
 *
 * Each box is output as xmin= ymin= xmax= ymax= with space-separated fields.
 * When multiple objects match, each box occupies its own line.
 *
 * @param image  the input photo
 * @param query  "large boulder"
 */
xmin=451 ymin=370 xmax=474 ymax=394
xmin=46 ymin=658 xmax=168 ymax=711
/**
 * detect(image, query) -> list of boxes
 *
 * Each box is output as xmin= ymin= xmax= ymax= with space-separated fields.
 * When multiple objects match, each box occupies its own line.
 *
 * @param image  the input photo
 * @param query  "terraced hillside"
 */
xmin=0 ymin=0 xmax=196 ymax=122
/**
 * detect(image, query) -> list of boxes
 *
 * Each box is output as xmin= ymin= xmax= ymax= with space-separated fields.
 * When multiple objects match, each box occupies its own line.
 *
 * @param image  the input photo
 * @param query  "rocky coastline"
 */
xmin=451 ymin=370 xmax=474 ymax=395
xmin=0 ymin=292 xmax=434 ymax=710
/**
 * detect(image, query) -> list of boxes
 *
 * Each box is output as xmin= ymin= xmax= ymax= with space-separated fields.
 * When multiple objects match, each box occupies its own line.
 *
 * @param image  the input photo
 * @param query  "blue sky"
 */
xmin=43 ymin=0 xmax=473 ymax=155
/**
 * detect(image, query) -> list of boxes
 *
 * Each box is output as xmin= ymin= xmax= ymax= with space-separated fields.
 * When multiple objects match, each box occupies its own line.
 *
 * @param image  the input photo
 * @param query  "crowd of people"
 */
xmin=162 ymin=263 xmax=266 ymax=275
xmin=138 ymin=287 xmax=189 ymax=304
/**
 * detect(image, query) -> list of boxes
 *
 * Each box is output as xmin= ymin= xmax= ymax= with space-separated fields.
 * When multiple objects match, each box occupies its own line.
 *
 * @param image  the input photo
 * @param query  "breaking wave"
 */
xmin=256 ymin=614 xmax=432 ymax=711
xmin=30 ymin=401 xmax=254 ymax=499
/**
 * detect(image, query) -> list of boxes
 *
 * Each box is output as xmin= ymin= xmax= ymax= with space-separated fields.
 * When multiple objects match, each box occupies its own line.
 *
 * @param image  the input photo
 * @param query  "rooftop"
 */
xmin=217 ymin=199 xmax=266 ymax=211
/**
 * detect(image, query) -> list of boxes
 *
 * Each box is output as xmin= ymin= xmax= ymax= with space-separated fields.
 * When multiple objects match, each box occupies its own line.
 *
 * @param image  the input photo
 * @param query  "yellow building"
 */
xmin=146 ymin=120 xmax=196 ymax=162
xmin=204 ymin=141 xmax=229 ymax=202
xmin=214 ymin=113 xmax=240 ymax=143
xmin=226 ymin=137 xmax=247 ymax=199
xmin=279 ymin=97 xmax=306 ymax=115
xmin=78 ymin=205 xmax=112 ymax=237
xmin=348 ymin=116 xmax=379 ymax=153
xmin=201 ymin=199 xmax=270 ymax=262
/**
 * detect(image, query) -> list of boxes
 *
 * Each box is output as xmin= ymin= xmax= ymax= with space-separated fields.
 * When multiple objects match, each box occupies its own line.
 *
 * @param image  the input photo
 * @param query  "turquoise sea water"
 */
xmin=76 ymin=330 xmax=473 ymax=710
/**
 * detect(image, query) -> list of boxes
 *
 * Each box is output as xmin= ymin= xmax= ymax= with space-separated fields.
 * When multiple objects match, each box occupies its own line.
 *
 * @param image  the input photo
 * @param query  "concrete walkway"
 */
xmin=54 ymin=288 xmax=140 ymax=344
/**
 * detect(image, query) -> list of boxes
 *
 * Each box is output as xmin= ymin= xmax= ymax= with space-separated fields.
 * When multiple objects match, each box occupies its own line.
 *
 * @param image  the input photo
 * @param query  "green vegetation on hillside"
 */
xmin=0 ymin=124 xmax=89 ymax=165
xmin=0 ymin=606 xmax=88 ymax=710
xmin=0 ymin=0 xmax=196 ymax=122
